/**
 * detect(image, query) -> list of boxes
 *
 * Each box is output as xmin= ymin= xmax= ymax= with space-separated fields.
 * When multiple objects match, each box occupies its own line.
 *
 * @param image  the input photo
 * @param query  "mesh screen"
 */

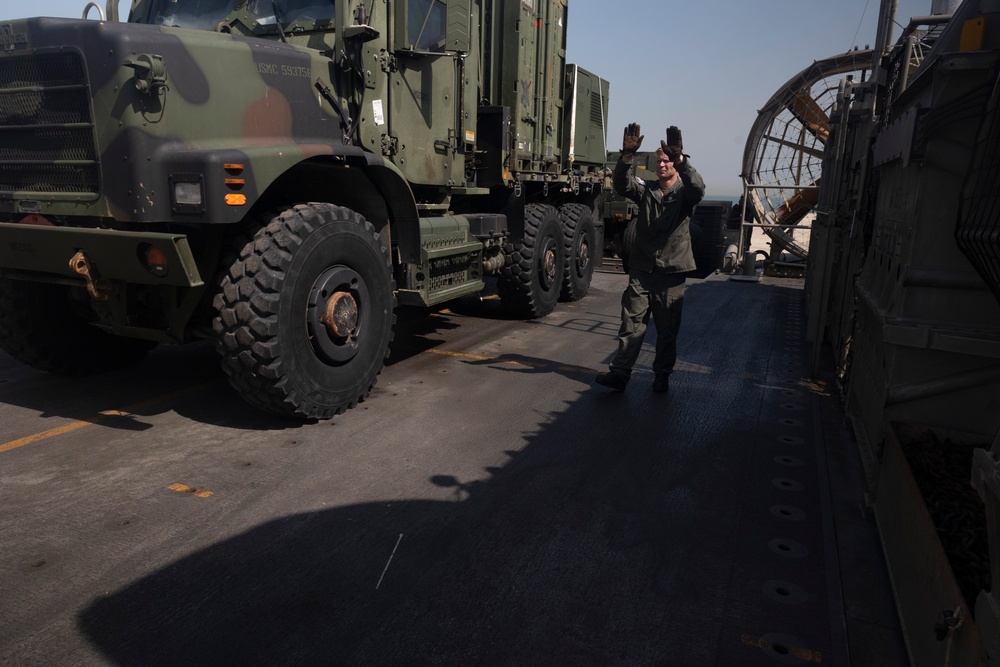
xmin=0 ymin=51 xmax=98 ymax=195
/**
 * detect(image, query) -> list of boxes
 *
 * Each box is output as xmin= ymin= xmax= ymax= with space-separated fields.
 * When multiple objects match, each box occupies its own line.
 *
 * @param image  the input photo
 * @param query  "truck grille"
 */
xmin=0 ymin=50 xmax=99 ymax=197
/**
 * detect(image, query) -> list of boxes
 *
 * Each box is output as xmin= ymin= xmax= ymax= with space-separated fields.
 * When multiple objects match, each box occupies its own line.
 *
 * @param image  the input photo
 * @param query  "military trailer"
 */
xmin=0 ymin=0 xmax=610 ymax=418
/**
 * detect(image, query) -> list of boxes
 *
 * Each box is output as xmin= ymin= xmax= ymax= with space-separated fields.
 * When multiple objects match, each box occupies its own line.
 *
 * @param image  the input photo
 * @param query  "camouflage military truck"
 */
xmin=601 ymin=150 xmax=654 ymax=262
xmin=0 ymin=0 xmax=610 ymax=418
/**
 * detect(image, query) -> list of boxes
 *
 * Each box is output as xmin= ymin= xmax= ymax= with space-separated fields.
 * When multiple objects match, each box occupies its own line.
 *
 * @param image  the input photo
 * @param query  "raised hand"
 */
xmin=622 ymin=123 xmax=643 ymax=154
xmin=666 ymin=126 xmax=683 ymax=151
xmin=661 ymin=126 xmax=684 ymax=163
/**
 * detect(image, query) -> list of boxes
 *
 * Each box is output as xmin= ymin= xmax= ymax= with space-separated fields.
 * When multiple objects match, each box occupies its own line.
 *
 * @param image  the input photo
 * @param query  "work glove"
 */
xmin=622 ymin=123 xmax=643 ymax=155
xmin=660 ymin=125 xmax=684 ymax=163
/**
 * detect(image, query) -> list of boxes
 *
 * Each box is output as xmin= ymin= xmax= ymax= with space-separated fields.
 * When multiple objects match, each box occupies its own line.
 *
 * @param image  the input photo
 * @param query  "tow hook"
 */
xmin=69 ymin=250 xmax=111 ymax=301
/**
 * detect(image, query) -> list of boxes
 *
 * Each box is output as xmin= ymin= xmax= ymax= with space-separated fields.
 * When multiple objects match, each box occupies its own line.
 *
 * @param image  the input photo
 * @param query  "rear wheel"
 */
xmin=213 ymin=203 xmax=395 ymax=419
xmin=558 ymin=203 xmax=596 ymax=301
xmin=0 ymin=278 xmax=155 ymax=375
xmin=498 ymin=203 xmax=564 ymax=318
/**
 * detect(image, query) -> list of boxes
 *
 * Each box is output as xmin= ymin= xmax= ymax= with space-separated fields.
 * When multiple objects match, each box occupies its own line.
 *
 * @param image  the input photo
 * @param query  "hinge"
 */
xmin=379 ymin=51 xmax=398 ymax=73
xmin=381 ymin=134 xmax=399 ymax=157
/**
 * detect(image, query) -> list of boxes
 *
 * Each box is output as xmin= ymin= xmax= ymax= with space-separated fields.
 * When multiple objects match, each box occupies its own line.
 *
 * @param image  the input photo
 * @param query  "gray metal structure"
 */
xmin=740 ymin=50 xmax=874 ymax=264
xmin=803 ymin=0 xmax=1000 ymax=664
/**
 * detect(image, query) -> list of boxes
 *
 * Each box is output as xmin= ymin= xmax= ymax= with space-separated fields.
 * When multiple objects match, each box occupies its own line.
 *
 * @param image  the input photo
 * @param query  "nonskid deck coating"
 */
xmin=0 ymin=271 xmax=906 ymax=665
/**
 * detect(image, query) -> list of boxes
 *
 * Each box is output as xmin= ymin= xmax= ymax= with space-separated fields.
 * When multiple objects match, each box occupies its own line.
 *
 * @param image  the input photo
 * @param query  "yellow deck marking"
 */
xmin=0 ymin=420 xmax=96 ymax=453
xmin=2 ymin=345 xmax=526 ymax=455
xmin=0 ymin=379 xmax=224 ymax=454
xmin=3 ymin=307 xmax=547 ymax=456
xmin=741 ymin=634 xmax=823 ymax=663
xmin=424 ymin=348 xmax=594 ymax=377
xmin=425 ymin=348 xmax=519 ymax=364
xmin=437 ymin=294 xmax=498 ymax=315
xmin=168 ymin=483 xmax=214 ymax=498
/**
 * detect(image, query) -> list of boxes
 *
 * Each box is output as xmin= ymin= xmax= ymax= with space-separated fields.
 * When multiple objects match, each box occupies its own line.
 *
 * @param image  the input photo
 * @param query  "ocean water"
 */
xmin=704 ymin=194 xmax=741 ymax=204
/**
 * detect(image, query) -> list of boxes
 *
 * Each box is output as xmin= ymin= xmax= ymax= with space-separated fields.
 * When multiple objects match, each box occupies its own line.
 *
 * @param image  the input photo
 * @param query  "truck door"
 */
xmin=389 ymin=0 xmax=470 ymax=189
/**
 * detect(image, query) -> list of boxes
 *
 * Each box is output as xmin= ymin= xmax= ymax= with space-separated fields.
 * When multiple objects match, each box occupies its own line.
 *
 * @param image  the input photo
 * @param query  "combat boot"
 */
xmin=595 ymin=372 xmax=628 ymax=392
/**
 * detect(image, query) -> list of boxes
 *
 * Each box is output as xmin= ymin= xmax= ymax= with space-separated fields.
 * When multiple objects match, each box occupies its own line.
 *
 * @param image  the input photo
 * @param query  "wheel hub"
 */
xmin=321 ymin=291 xmax=359 ymax=340
xmin=540 ymin=238 xmax=558 ymax=289
xmin=307 ymin=266 xmax=369 ymax=364
xmin=576 ymin=238 xmax=591 ymax=275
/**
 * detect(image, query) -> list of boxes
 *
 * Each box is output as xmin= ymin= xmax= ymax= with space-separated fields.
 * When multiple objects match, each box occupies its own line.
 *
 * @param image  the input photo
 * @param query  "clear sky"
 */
xmin=562 ymin=0 xmax=938 ymax=196
xmin=9 ymin=0 xmax=938 ymax=196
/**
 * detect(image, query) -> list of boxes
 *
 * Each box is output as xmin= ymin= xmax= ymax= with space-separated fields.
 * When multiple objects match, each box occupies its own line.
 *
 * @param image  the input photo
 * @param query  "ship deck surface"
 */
xmin=0 ymin=270 xmax=908 ymax=665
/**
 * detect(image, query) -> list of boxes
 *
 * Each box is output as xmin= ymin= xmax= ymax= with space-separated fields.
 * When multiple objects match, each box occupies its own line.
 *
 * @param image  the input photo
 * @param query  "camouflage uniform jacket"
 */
xmin=614 ymin=156 xmax=706 ymax=274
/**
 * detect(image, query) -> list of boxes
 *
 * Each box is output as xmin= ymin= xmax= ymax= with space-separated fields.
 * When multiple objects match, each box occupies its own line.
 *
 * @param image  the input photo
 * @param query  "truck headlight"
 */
xmin=169 ymin=174 xmax=205 ymax=214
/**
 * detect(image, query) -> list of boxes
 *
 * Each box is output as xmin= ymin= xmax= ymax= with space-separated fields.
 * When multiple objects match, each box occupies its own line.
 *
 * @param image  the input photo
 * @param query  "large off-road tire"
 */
xmin=558 ymin=203 xmax=596 ymax=301
xmin=213 ymin=203 xmax=395 ymax=419
xmin=0 ymin=278 xmax=155 ymax=375
xmin=498 ymin=203 xmax=564 ymax=318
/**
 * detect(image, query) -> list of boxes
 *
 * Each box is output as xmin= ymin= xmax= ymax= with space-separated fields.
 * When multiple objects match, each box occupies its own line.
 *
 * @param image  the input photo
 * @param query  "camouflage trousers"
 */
xmin=608 ymin=270 xmax=686 ymax=379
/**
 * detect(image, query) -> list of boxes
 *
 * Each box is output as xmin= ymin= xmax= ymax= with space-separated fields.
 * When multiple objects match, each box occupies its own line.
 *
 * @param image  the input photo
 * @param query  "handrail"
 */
xmin=82 ymin=2 xmax=105 ymax=20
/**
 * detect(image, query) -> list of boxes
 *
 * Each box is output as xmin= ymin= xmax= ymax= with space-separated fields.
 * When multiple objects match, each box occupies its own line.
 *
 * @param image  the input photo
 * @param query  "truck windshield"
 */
xmin=148 ymin=0 xmax=235 ymax=29
xmin=147 ymin=0 xmax=335 ymax=30
xmin=246 ymin=0 xmax=336 ymax=26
